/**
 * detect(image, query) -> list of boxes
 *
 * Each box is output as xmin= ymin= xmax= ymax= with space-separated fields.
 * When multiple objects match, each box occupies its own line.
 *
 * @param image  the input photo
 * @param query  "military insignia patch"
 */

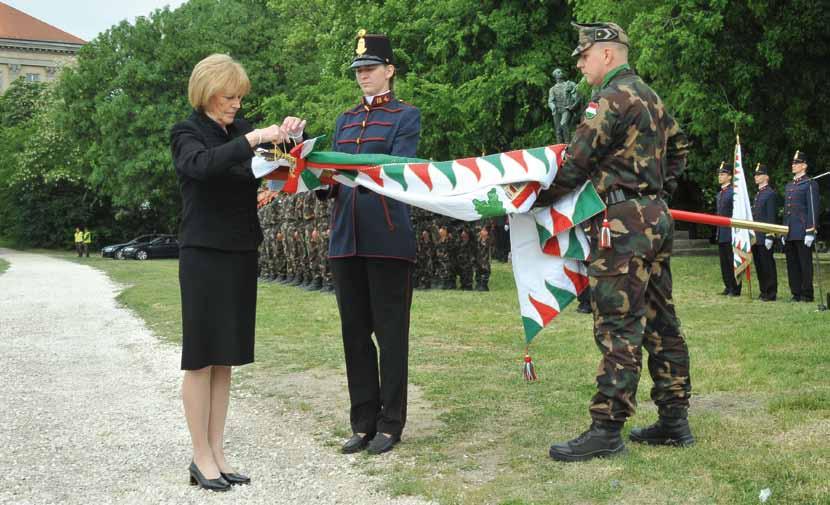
xmin=585 ymin=102 xmax=599 ymax=119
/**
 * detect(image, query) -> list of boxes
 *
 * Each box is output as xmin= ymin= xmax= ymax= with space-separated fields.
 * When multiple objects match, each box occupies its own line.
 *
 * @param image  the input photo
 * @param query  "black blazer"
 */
xmin=171 ymin=110 xmax=263 ymax=251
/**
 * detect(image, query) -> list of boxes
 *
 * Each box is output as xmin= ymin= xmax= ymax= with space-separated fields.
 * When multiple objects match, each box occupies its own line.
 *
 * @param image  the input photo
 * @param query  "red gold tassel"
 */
xmin=599 ymin=209 xmax=612 ymax=249
xmin=523 ymin=352 xmax=538 ymax=381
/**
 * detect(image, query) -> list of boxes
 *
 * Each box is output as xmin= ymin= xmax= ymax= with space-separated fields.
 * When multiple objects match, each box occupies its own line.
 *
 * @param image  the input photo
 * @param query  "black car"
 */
xmin=101 ymin=234 xmax=163 ymax=259
xmin=120 ymin=235 xmax=180 ymax=260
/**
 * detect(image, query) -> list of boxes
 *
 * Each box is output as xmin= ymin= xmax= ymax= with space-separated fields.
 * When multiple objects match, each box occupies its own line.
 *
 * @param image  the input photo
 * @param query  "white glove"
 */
xmin=805 ymin=234 xmax=815 ymax=248
xmin=764 ymin=238 xmax=773 ymax=250
xmin=781 ymin=236 xmax=787 ymax=247
xmin=504 ymin=224 xmax=509 ymax=231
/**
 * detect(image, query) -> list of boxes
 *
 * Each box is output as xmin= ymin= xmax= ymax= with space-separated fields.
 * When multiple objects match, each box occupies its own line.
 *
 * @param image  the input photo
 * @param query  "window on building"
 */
xmin=25 ymin=73 xmax=40 ymax=82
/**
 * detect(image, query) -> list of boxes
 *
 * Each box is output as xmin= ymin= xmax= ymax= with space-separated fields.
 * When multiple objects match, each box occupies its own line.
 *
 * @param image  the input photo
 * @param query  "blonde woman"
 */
xmin=171 ymin=53 xmax=304 ymax=491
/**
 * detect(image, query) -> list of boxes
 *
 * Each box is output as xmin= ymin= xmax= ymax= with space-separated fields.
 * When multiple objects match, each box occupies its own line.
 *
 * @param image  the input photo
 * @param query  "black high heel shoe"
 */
xmin=189 ymin=461 xmax=230 ymax=492
xmin=221 ymin=471 xmax=251 ymax=485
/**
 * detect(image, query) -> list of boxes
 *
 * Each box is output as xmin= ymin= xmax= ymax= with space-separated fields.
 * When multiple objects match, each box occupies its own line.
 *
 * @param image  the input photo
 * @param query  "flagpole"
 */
xmin=669 ymin=209 xmax=789 ymax=235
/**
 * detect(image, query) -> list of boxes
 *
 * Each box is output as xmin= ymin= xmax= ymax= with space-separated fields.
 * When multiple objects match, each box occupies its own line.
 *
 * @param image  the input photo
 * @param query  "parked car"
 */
xmin=101 ymin=234 xmax=163 ymax=259
xmin=120 ymin=235 xmax=180 ymax=260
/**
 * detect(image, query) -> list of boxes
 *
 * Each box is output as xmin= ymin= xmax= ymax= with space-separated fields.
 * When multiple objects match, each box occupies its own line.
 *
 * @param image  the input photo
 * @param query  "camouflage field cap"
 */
xmin=571 ymin=22 xmax=630 ymax=57
xmin=792 ymin=150 xmax=807 ymax=164
xmin=754 ymin=162 xmax=769 ymax=175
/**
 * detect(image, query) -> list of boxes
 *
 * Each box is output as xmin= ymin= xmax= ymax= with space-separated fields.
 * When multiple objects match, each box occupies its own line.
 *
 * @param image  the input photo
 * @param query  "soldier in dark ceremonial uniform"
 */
xmin=540 ymin=22 xmax=693 ymax=462
xmin=319 ymin=30 xmax=420 ymax=456
xmin=751 ymin=163 xmax=778 ymax=301
xmin=716 ymin=162 xmax=741 ymax=296
xmin=784 ymin=150 xmax=820 ymax=302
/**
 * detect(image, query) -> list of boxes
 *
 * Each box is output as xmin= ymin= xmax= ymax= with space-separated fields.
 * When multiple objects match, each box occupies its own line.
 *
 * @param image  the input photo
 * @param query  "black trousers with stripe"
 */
xmin=330 ymin=257 xmax=413 ymax=437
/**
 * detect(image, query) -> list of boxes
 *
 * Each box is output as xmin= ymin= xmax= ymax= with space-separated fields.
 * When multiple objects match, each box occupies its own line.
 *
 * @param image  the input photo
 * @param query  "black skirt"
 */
xmin=179 ymin=246 xmax=258 ymax=370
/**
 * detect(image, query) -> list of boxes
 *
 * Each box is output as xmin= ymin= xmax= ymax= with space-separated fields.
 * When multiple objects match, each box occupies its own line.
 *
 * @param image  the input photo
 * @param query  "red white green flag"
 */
xmin=258 ymin=138 xmax=605 ymax=345
xmin=731 ymin=138 xmax=755 ymax=279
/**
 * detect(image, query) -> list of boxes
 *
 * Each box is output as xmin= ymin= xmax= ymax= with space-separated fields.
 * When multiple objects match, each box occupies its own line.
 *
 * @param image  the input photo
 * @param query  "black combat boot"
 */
xmin=289 ymin=274 xmax=304 ymax=287
xmin=549 ymin=422 xmax=626 ymax=462
xmin=275 ymin=275 xmax=286 ymax=284
xmin=305 ymin=278 xmax=323 ymax=291
xmin=629 ymin=417 xmax=695 ymax=447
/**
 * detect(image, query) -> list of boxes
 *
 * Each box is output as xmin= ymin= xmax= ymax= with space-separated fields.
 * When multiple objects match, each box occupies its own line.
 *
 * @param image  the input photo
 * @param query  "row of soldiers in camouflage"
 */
xmin=256 ymin=193 xmax=495 ymax=292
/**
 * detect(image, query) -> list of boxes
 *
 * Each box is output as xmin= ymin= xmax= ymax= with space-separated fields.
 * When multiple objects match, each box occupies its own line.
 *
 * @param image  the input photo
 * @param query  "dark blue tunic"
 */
xmin=716 ymin=184 xmax=734 ymax=243
xmin=751 ymin=185 xmax=778 ymax=243
xmin=784 ymin=176 xmax=820 ymax=240
xmin=327 ymin=93 xmax=420 ymax=261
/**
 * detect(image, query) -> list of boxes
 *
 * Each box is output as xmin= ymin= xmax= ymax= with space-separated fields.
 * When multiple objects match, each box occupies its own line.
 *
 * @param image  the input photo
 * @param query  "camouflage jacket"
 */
xmin=551 ymin=65 xmax=689 ymax=200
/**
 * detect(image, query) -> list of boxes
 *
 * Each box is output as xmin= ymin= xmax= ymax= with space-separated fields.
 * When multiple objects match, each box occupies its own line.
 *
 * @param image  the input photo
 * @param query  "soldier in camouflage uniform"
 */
xmin=543 ymin=22 xmax=694 ymax=462
xmin=434 ymin=225 xmax=453 ymax=289
xmin=290 ymin=194 xmax=306 ymax=286
xmin=321 ymin=199 xmax=334 ymax=293
xmin=474 ymin=224 xmax=492 ymax=291
xmin=414 ymin=229 xmax=433 ymax=289
xmin=273 ymin=193 xmax=288 ymax=282
xmin=456 ymin=228 xmax=475 ymax=290
xmin=257 ymin=196 xmax=276 ymax=280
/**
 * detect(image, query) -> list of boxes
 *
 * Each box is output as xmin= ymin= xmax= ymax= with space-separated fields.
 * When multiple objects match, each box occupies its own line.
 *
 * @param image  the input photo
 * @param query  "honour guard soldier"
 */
xmin=320 ymin=29 xmax=420 ymax=456
xmin=541 ymin=22 xmax=693 ymax=462
xmin=783 ymin=150 xmax=820 ymax=302
xmin=751 ymin=163 xmax=778 ymax=301
xmin=716 ymin=162 xmax=741 ymax=296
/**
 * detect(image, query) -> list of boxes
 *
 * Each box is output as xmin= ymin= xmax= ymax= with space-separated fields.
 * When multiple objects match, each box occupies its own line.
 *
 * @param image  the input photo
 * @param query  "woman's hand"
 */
xmin=281 ymin=116 xmax=307 ymax=142
xmin=246 ymin=124 xmax=288 ymax=148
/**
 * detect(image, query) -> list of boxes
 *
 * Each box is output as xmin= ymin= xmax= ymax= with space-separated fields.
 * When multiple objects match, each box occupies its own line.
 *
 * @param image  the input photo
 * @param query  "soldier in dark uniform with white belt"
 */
xmin=751 ymin=163 xmax=778 ymax=301
xmin=716 ymin=162 xmax=741 ymax=296
xmin=783 ymin=150 xmax=820 ymax=302
xmin=320 ymin=30 xmax=420 ymax=456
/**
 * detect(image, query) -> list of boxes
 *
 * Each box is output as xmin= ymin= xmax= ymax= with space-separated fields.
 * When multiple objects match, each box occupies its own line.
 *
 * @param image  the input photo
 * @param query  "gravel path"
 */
xmin=0 ymin=249 xmax=435 ymax=505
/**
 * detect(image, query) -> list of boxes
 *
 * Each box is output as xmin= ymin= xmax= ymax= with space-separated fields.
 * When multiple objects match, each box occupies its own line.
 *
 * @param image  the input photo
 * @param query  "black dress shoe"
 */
xmin=366 ymin=432 xmax=400 ymax=455
xmin=789 ymin=295 xmax=802 ymax=302
xmin=221 ymin=472 xmax=251 ymax=485
xmin=341 ymin=432 xmax=374 ymax=454
xmin=576 ymin=304 xmax=592 ymax=314
xmin=189 ymin=462 xmax=230 ymax=492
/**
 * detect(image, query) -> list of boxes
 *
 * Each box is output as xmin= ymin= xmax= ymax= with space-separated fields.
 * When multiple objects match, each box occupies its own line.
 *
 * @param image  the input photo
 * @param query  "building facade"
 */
xmin=0 ymin=2 xmax=85 ymax=93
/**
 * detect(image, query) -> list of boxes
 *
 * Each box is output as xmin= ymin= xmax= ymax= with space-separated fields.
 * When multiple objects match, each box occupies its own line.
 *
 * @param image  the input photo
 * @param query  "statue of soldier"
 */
xmin=547 ymin=68 xmax=579 ymax=144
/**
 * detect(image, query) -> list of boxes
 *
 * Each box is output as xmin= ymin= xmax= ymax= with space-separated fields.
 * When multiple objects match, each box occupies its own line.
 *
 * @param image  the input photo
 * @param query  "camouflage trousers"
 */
xmin=587 ymin=196 xmax=691 ymax=423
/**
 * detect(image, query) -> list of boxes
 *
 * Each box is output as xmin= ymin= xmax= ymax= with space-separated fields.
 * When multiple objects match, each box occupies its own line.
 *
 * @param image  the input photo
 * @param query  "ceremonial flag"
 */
xmin=256 ymin=138 xmax=605 ymax=349
xmin=731 ymin=137 xmax=755 ymax=279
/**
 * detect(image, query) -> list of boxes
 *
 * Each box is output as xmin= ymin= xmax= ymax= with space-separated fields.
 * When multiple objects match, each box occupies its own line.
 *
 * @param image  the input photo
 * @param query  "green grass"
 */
xmin=45 ymin=251 xmax=830 ymax=504
xmin=0 ymin=257 xmax=8 ymax=275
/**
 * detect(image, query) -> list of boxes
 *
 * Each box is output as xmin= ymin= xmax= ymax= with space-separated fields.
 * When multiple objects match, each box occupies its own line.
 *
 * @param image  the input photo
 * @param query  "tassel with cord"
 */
xmin=599 ymin=209 xmax=612 ymax=249
xmin=522 ymin=350 xmax=538 ymax=381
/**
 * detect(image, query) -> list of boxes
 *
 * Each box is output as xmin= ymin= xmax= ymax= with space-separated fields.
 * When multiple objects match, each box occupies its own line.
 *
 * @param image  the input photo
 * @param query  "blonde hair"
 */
xmin=187 ymin=54 xmax=251 ymax=110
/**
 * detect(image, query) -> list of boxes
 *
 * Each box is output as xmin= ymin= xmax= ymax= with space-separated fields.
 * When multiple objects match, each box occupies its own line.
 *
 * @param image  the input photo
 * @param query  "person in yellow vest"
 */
xmin=82 ymin=226 xmax=92 ymax=257
xmin=74 ymin=227 xmax=84 ymax=257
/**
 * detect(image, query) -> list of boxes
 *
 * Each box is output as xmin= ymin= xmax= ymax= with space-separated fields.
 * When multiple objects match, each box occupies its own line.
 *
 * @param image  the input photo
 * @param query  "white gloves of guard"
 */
xmin=764 ymin=238 xmax=773 ymax=250
xmin=805 ymin=233 xmax=815 ymax=248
